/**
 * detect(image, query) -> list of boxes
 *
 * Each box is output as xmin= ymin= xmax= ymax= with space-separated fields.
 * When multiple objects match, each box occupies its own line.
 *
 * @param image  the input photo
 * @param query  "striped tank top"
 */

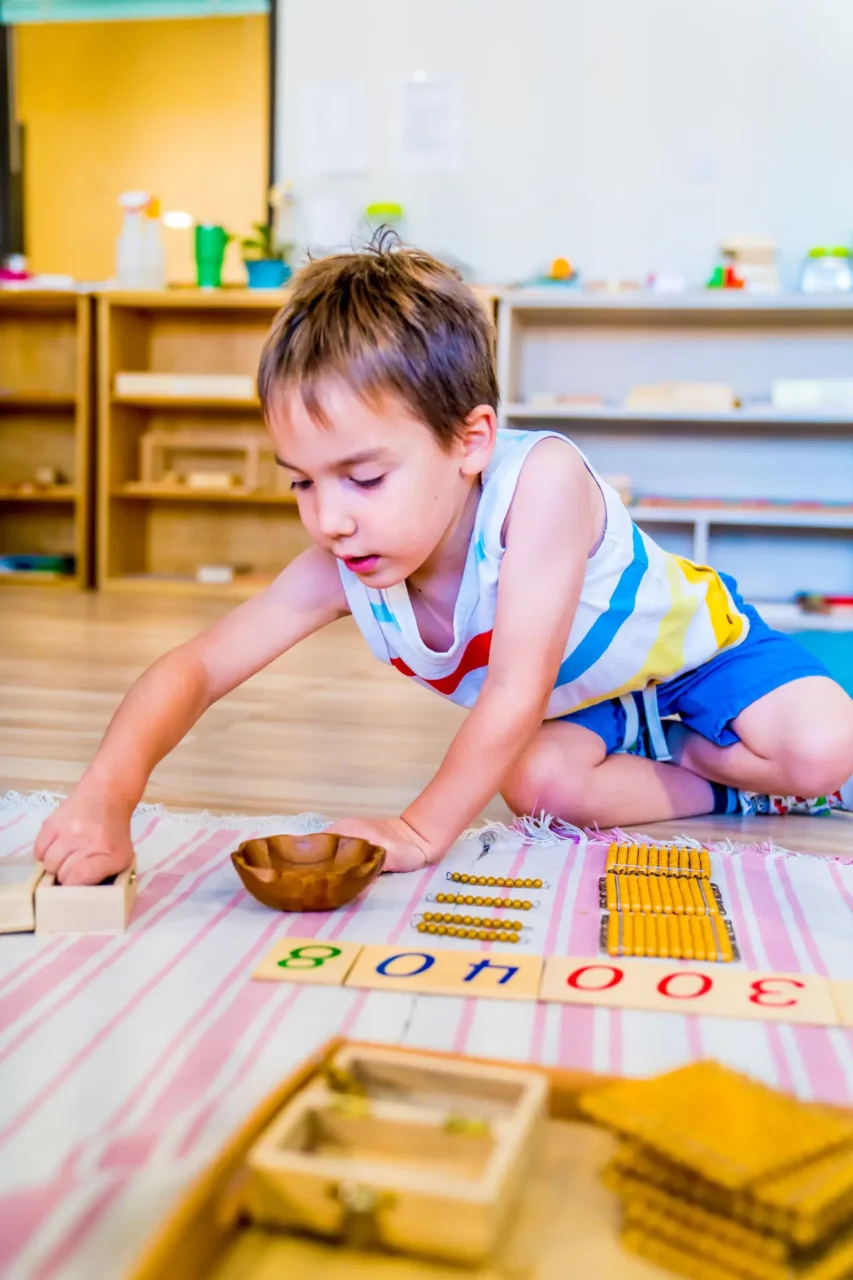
xmin=337 ymin=428 xmax=750 ymax=719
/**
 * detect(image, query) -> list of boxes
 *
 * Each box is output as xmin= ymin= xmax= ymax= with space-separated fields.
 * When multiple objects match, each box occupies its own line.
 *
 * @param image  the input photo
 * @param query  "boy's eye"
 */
xmin=352 ymin=475 xmax=385 ymax=490
xmin=289 ymin=478 xmax=313 ymax=491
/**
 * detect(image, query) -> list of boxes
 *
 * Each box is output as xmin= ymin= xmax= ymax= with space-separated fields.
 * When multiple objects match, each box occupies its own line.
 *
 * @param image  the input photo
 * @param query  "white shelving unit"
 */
xmin=496 ymin=291 xmax=853 ymax=625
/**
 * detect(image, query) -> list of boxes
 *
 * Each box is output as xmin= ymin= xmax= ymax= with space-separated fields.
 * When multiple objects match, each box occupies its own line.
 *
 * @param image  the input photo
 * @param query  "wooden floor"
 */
xmin=1 ymin=588 xmax=850 ymax=855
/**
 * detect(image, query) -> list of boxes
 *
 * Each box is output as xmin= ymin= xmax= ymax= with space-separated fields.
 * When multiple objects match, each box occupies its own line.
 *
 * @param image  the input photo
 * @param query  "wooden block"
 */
xmin=115 ymin=372 xmax=256 ymax=400
xmin=541 ymin=957 xmax=838 ymax=1026
xmin=345 ymin=945 xmax=542 ymax=1002
xmin=0 ymin=859 xmax=44 ymax=934
xmin=35 ymin=861 xmax=137 ymax=934
xmin=829 ymin=979 xmax=853 ymax=1027
xmin=253 ymin=938 xmax=364 ymax=985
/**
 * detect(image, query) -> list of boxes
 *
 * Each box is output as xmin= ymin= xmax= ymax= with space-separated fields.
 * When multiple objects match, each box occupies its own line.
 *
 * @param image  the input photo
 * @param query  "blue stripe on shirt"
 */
xmin=554 ymin=523 xmax=649 ymax=687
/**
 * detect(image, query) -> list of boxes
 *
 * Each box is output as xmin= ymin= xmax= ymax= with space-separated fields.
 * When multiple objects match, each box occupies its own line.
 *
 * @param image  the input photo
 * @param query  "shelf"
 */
xmin=754 ymin=602 xmax=853 ymax=633
xmin=502 ymin=290 xmax=853 ymax=314
xmin=112 ymin=392 xmax=261 ymax=411
xmin=102 ymin=573 xmax=275 ymax=597
xmin=630 ymin=504 xmax=853 ymax=531
xmin=0 ymin=571 xmax=80 ymax=588
xmin=0 ymin=390 xmax=77 ymax=412
xmin=116 ymin=483 xmax=296 ymax=505
xmin=504 ymin=404 xmax=853 ymax=427
xmin=0 ymin=485 xmax=78 ymax=504
xmin=101 ymin=289 xmax=288 ymax=311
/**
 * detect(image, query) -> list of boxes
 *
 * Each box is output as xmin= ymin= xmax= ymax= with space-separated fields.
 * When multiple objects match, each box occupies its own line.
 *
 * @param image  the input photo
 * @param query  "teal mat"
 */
xmin=793 ymin=631 xmax=853 ymax=697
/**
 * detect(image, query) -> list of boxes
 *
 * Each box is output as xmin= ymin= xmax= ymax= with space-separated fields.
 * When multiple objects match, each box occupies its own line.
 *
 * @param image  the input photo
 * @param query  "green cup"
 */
xmin=194 ymin=224 xmax=231 ymax=289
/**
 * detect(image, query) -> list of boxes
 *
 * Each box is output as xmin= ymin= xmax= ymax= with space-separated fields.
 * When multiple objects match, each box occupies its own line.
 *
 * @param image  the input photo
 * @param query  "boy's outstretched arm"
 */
xmin=35 ymin=548 xmax=348 ymax=885
xmin=332 ymin=439 xmax=601 ymax=869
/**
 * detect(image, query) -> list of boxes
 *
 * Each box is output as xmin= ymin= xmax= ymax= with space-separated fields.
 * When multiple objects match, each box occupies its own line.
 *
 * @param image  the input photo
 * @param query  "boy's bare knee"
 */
xmin=778 ymin=718 xmax=853 ymax=796
xmin=501 ymin=745 xmax=596 ymax=824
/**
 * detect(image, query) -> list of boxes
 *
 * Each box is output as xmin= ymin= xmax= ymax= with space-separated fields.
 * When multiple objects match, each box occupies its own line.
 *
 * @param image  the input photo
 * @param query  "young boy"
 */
xmin=35 ymin=242 xmax=853 ymax=884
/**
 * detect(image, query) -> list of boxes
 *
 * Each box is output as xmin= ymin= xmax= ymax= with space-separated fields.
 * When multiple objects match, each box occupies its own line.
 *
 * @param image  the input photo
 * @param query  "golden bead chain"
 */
xmin=446 ymin=873 xmax=546 ymax=889
xmin=429 ymin=893 xmax=538 ymax=910
xmin=418 ymin=912 xmax=526 ymax=931
xmin=415 ymin=922 xmax=523 ymax=944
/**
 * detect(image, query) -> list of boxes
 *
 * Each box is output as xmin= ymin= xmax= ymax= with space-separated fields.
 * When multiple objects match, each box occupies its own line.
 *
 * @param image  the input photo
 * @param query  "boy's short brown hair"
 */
xmin=257 ymin=235 xmax=498 ymax=446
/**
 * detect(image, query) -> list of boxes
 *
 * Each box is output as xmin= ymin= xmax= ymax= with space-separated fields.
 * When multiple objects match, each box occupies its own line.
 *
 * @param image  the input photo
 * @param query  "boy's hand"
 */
xmin=34 ymin=788 xmax=136 ymax=886
xmin=328 ymin=816 xmax=434 ymax=872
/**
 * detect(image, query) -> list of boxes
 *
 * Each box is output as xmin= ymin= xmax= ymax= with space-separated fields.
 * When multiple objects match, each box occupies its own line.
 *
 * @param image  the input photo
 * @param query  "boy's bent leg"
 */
xmin=501 ymin=720 xmax=715 ymax=828
xmin=670 ymin=676 xmax=853 ymax=797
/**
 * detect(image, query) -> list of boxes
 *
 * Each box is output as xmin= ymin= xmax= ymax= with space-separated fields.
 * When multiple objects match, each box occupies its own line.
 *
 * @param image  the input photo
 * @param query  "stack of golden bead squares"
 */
xmin=600 ymin=842 xmax=739 ymax=963
xmin=414 ymin=872 xmax=548 ymax=945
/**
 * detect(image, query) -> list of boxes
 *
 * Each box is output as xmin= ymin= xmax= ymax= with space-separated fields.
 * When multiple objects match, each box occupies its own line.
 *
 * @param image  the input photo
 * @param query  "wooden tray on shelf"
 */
xmin=128 ymin=1039 xmax=669 ymax=1280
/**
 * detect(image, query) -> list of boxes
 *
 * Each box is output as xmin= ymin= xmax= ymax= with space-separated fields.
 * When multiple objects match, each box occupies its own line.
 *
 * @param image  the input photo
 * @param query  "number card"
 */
xmin=345 ymin=945 xmax=543 ymax=1001
xmin=540 ymin=957 xmax=838 ymax=1026
xmin=830 ymin=980 xmax=853 ymax=1027
xmin=252 ymin=937 xmax=364 ymax=986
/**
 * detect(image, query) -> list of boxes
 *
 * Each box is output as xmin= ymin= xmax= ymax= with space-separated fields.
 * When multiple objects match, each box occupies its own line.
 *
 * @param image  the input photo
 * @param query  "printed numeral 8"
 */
xmin=277 ymin=944 xmax=342 ymax=970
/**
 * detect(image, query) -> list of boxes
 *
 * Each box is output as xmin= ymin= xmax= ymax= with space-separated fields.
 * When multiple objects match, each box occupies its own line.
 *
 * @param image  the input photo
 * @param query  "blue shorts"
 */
xmin=560 ymin=577 xmax=831 ymax=757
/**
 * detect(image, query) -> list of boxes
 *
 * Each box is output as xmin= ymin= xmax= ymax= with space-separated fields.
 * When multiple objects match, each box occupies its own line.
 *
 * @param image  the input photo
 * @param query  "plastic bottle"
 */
xmin=143 ymin=197 xmax=166 ymax=289
xmin=800 ymin=247 xmax=853 ymax=294
xmin=116 ymin=191 xmax=150 ymax=289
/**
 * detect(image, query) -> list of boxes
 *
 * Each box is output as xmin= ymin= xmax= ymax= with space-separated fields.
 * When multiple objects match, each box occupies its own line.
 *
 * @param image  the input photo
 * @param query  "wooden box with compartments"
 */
xmin=239 ymin=1044 xmax=547 ymax=1264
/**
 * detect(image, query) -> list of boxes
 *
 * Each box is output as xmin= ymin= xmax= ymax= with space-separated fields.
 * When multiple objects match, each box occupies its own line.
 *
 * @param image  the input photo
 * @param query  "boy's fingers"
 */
xmin=59 ymin=850 xmax=126 ymax=886
xmin=41 ymin=835 xmax=85 ymax=876
xmin=383 ymin=846 xmax=428 ymax=873
xmin=33 ymin=822 xmax=57 ymax=861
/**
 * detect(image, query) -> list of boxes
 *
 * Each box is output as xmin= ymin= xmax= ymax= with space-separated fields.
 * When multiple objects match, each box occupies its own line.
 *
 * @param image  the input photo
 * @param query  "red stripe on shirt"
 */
xmin=391 ymin=630 xmax=493 ymax=696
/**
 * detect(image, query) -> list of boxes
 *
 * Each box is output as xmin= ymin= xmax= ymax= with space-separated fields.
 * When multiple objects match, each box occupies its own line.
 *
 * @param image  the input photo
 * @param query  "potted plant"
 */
xmin=240 ymin=216 xmax=292 ymax=289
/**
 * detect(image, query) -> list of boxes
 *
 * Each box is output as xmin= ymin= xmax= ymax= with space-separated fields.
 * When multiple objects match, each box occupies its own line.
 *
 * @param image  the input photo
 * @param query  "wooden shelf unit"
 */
xmin=497 ymin=291 xmax=853 ymax=610
xmin=97 ymin=291 xmax=311 ymax=595
xmin=0 ymin=291 xmax=93 ymax=588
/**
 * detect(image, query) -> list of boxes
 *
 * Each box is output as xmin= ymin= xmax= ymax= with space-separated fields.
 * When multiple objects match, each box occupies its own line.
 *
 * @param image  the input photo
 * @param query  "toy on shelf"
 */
xmin=524 ymin=257 xmax=578 ymax=287
xmin=136 ymin=428 xmax=281 ymax=493
xmin=231 ymin=832 xmax=386 ymax=912
xmin=0 ymin=553 xmax=76 ymax=577
xmin=706 ymin=263 xmax=745 ymax=290
xmin=719 ymin=236 xmax=780 ymax=293
xmin=526 ymin=391 xmax=605 ymax=411
xmin=114 ymin=371 xmax=256 ymax=401
xmin=772 ymin=379 xmax=853 ymax=413
xmin=624 ymin=383 xmax=737 ymax=413
xmin=583 ymin=278 xmax=643 ymax=294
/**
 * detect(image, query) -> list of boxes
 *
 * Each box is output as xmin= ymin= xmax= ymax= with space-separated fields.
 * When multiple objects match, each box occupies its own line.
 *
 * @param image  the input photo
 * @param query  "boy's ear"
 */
xmin=458 ymin=404 xmax=497 ymax=476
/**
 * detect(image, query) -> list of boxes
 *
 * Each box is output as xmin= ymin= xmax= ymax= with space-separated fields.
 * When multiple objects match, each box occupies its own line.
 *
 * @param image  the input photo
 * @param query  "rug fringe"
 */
xmin=0 ymin=790 xmax=332 ymax=835
xmin=461 ymin=813 xmax=586 ymax=849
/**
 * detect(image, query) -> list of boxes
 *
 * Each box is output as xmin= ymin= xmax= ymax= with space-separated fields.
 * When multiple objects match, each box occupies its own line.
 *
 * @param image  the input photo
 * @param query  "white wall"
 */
xmin=277 ymin=0 xmax=853 ymax=286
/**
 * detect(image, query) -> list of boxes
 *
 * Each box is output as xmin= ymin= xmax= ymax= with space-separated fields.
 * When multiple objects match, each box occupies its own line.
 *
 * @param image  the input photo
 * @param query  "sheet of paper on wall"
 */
xmin=305 ymin=196 xmax=357 ymax=251
xmin=302 ymin=81 xmax=367 ymax=176
xmin=397 ymin=78 xmax=463 ymax=172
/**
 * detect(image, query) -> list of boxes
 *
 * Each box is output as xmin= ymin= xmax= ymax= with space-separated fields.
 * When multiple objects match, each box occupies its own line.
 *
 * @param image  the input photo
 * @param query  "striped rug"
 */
xmin=1 ymin=791 xmax=852 ymax=1279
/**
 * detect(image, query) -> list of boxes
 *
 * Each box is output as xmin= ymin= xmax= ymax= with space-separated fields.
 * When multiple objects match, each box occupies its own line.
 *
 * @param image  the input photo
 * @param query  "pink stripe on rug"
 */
xmin=528 ymin=838 xmax=581 ymax=1063
xmin=0 ymin=881 xmax=247 ymax=1150
xmin=739 ymin=853 xmax=848 ymax=1104
xmin=0 ymin=830 xmax=238 ymax=1062
xmin=0 ymin=812 xmax=25 ymax=834
xmin=558 ymin=839 xmax=608 ymax=1073
xmin=704 ymin=852 xmax=796 ymax=1095
xmin=0 ymin=1153 xmax=80 ymax=1271
xmin=773 ymin=859 xmax=829 ymax=976
xmin=829 ymin=862 xmax=853 ymax=920
xmin=452 ymin=842 xmax=531 ymax=1056
xmin=177 ymin=984 xmax=305 ymax=1159
xmin=31 ymin=1180 xmax=126 ymax=1280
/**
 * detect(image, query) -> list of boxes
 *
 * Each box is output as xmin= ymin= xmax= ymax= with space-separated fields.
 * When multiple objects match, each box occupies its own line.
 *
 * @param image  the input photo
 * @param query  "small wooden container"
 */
xmin=240 ymin=1045 xmax=548 ymax=1264
xmin=231 ymin=833 xmax=385 ymax=913
xmin=35 ymin=861 xmax=137 ymax=934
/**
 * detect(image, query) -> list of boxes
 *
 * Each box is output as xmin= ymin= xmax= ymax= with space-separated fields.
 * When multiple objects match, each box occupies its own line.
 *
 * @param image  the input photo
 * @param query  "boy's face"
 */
xmin=268 ymin=380 xmax=494 ymax=588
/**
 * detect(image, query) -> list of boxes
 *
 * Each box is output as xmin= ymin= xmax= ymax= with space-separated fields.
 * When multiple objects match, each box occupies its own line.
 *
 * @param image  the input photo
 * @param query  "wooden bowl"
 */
xmin=231 ymin=832 xmax=385 ymax=912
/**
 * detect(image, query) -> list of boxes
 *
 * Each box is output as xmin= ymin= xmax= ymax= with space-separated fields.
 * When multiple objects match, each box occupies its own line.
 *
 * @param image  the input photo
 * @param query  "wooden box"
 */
xmin=35 ymin=861 xmax=137 ymax=934
xmin=240 ymin=1045 xmax=547 ymax=1264
xmin=0 ymin=859 xmax=45 ymax=933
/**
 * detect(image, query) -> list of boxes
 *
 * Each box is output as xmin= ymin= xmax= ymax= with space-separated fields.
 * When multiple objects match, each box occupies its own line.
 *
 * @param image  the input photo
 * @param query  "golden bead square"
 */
xmin=252 ymin=937 xmax=364 ymax=985
xmin=345 ymin=944 xmax=543 ymax=1001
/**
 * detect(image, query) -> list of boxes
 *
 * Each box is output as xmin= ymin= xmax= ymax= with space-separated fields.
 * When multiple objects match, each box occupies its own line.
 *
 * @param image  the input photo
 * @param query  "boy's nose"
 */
xmin=315 ymin=493 xmax=356 ymax=541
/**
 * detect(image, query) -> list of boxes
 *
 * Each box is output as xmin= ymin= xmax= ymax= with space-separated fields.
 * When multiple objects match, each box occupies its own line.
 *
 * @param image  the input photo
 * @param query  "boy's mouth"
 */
xmin=342 ymin=554 xmax=380 ymax=574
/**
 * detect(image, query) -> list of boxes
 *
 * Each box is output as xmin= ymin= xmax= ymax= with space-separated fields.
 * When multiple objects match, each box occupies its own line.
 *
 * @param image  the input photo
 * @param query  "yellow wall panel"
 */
xmin=15 ymin=15 xmax=268 ymax=283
